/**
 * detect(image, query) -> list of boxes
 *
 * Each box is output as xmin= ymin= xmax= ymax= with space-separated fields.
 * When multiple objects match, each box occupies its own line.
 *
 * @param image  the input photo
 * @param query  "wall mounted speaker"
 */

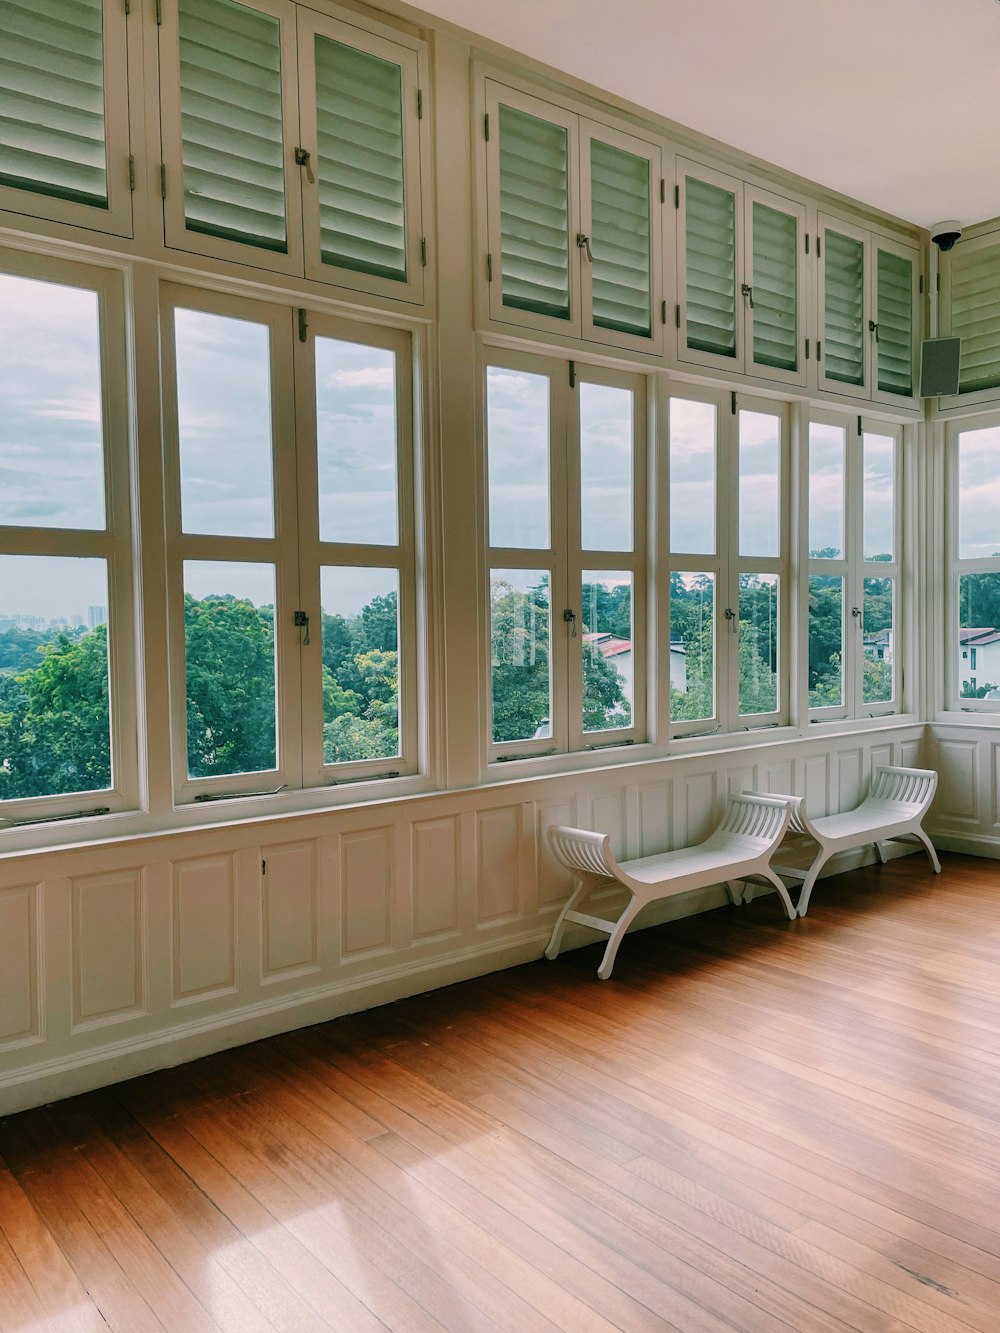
xmin=919 ymin=337 xmax=961 ymax=397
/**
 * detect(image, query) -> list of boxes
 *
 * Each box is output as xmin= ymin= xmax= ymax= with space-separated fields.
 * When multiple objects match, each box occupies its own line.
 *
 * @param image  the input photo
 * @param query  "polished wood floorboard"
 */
xmin=2 ymin=853 xmax=1000 ymax=1332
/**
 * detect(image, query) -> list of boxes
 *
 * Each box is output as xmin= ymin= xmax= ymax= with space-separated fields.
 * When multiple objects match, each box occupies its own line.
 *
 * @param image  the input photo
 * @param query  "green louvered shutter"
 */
xmin=314 ymin=36 xmax=407 ymax=282
xmin=875 ymin=248 xmax=913 ymax=396
xmin=590 ymin=138 xmax=651 ymax=337
xmin=823 ymin=229 xmax=865 ymax=385
xmin=178 ymin=0 xmax=286 ymax=252
xmin=751 ymin=202 xmax=797 ymax=371
xmin=0 ymin=0 xmax=107 ymax=208
xmin=685 ymin=176 xmax=736 ymax=357
xmin=498 ymin=104 xmax=571 ymax=319
xmin=950 ymin=241 xmax=1000 ymax=394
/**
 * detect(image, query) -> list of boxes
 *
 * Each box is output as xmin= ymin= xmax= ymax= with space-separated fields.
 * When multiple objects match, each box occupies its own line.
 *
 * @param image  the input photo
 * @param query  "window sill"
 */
xmin=933 ymin=710 xmax=1000 ymax=728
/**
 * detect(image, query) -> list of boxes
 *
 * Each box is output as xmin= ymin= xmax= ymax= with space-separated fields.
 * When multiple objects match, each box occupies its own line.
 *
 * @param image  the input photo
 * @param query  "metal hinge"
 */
xmin=857 ymin=415 xmax=863 ymax=435
xmin=660 ymin=178 xmax=665 ymax=204
xmin=919 ymin=273 xmax=924 ymax=294
xmin=568 ymin=360 xmax=576 ymax=388
xmin=421 ymin=236 xmax=427 ymax=267
xmin=817 ymin=234 xmax=822 ymax=259
xmin=484 ymin=112 xmax=490 ymax=141
xmin=486 ymin=252 xmax=493 ymax=282
xmin=674 ymin=183 xmax=680 ymax=208
xmin=159 ymin=163 xmax=166 ymax=199
xmin=661 ymin=299 xmax=667 ymax=325
xmin=805 ymin=337 xmax=810 ymax=359
xmin=155 ymin=0 xmax=161 ymax=22
xmin=128 ymin=155 xmax=135 ymax=191
xmin=817 ymin=338 xmax=822 ymax=360
xmin=297 ymin=308 xmax=308 ymax=342
xmin=805 ymin=233 xmax=809 ymax=255
xmin=261 ymin=859 xmax=267 ymax=875
xmin=124 ymin=0 xmax=130 ymax=14
xmin=675 ymin=304 xmax=681 ymax=329
xmin=937 ymin=272 xmax=941 ymax=292
xmin=731 ymin=391 xmax=737 ymax=415
xmin=417 ymin=88 xmax=423 ymax=119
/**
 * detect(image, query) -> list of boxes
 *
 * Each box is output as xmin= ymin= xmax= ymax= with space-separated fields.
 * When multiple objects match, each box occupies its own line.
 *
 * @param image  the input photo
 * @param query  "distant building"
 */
xmin=959 ymin=627 xmax=1000 ymax=694
xmin=863 ymin=627 xmax=893 ymax=663
xmin=88 ymin=605 xmax=107 ymax=629
xmin=583 ymin=632 xmax=688 ymax=694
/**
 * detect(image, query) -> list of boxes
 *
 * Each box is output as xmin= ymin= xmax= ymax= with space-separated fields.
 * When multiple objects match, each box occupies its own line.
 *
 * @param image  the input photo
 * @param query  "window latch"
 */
xmin=575 ymin=233 xmax=593 ymax=263
xmin=562 ymin=608 xmax=578 ymax=637
xmin=294 ymin=147 xmax=315 ymax=184
xmin=741 ymin=282 xmax=755 ymax=309
xmin=868 ymin=318 xmax=879 ymax=342
xmin=851 ymin=605 xmax=863 ymax=626
xmin=294 ymin=609 xmax=311 ymax=645
xmin=724 ymin=607 xmax=737 ymax=634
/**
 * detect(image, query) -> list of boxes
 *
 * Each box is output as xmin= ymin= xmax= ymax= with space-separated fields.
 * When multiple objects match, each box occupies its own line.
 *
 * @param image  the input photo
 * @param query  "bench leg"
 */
xmin=796 ymin=851 xmax=829 ymax=918
xmin=873 ymin=839 xmax=887 ymax=865
xmin=726 ymin=880 xmax=744 ymax=907
xmin=914 ymin=828 xmax=942 ymax=874
xmin=545 ymin=873 xmax=593 ymax=962
xmin=757 ymin=869 xmax=798 ymax=922
xmin=597 ymin=897 xmax=642 ymax=981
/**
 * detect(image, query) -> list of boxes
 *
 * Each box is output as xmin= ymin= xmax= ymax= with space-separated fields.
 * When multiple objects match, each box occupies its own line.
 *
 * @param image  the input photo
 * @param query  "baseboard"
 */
xmin=930 ymin=831 xmax=1000 ymax=860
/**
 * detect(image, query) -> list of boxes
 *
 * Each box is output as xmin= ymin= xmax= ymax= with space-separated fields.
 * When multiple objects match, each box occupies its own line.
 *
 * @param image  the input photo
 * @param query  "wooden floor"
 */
xmin=2 ymin=854 xmax=1000 ymax=1332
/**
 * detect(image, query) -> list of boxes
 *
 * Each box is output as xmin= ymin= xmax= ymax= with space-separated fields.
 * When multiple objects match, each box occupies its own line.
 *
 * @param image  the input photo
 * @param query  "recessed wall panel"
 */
xmin=639 ymin=782 xmax=671 ymax=856
xmin=536 ymin=801 xmax=574 ymax=907
xmin=936 ymin=740 xmax=978 ymax=823
xmin=0 ymin=885 xmax=39 ymax=1045
xmin=684 ymin=773 xmax=717 ymax=844
xmin=73 ymin=871 xmax=143 ymax=1026
xmin=172 ymin=854 xmax=237 ymax=1001
xmin=837 ymin=749 xmax=862 ymax=811
xmin=341 ymin=828 xmax=392 ymax=955
xmin=412 ymin=817 xmax=460 ymax=938
xmin=592 ymin=793 xmax=626 ymax=859
xmin=261 ymin=841 xmax=318 ymax=979
xmin=476 ymin=805 xmax=520 ymax=922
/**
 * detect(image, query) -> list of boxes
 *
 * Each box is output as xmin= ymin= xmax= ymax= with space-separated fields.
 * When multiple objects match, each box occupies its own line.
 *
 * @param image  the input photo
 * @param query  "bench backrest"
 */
xmin=704 ymin=792 xmax=791 ymax=854
xmin=547 ymin=825 xmax=618 ymax=879
xmin=868 ymin=765 xmax=937 ymax=813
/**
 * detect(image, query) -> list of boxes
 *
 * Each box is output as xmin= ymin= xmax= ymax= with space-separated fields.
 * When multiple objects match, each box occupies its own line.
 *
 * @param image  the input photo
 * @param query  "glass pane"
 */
xmin=184 ymin=562 xmax=276 ymax=778
xmin=739 ymin=574 xmax=778 ymax=715
xmin=958 ymin=574 xmax=1000 ymax=703
xmin=179 ymin=0 xmax=286 ymax=252
xmin=670 ymin=399 xmax=716 ymax=555
xmin=315 ymin=37 xmax=406 ymax=282
xmin=0 ymin=273 xmax=105 ymax=529
xmin=863 ymin=431 xmax=895 ymax=562
xmin=175 ymin=309 xmax=274 ymax=538
xmin=958 ymin=425 xmax=1000 ymax=560
xmin=581 ymin=572 xmax=632 ymax=733
xmin=490 ymin=569 xmax=550 ymax=743
xmin=321 ymin=567 xmax=400 ymax=764
xmin=580 ymin=382 xmax=632 ymax=552
xmin=486 ymin=367 xmax=550 ymax=549
xmin=316 ymin=338 xmax=398 ymax=545
xmin=808 ymin=421 xmax=845 ymax=559
xmin=739 ymin=410 xmax=781 ymax=558
xmin=0 ymin=556 xmax=110 ymax=801
xmin=669 ymin=572 xmax=714 ymax=722
xmin=499 ymin=105 xmax=570 ymax=319
xmin=863 ymin=575 xmax=894 ymax=705
xmin=809 ymin=574 xmax=843 ymax=707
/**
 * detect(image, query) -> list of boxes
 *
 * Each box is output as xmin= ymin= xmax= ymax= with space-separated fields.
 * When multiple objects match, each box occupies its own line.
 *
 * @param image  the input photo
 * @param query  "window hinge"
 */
xmin=660 ymin=178 xmax=665 ymax=204
xmin=297 ymin=308 xmax=308 ymax=342
xmin=421 ymin=236 xmax=427 ymax=267
xmin=675 ymin=303 xmax=681 ymax=329
xmin=817 ymin=338 xmax=822 ymax=360
xmin=731 ymin=391 xmax=737 ymax=415
xmin=817 ymin=234 xmax=822 ymax=259
xmin=486 ymin=252 xmax=493 ymax=282
xmin=294 ymin=147 xmax=315 ymax=184
xmin=568 ymin=360 xmax=576 ymax=388
xmin=294 ymin=609 xmax=310 ymax=644
xmin=128 ymin=155 xmax=135 ymax=191
xmin=159 ymin=163 xmax=166 ymax=198
xmin=484 ymin=112 xmax=490 ymax=141
xmin=261 ymin=858 xmax=267 ymax=875
xmin=805 ymin=337 xmax=810 ymax=359
xmin=937 ymin=271 xmax=941 ymax=292
xmin=805 ymin=232 xmax=809 ymax=255
xmin=674 ymin=183 xmax=680 ymax=208
xmin=155 ymin=0 xmax=162 ymax=22
xmin=417 ymin=88 xmax=423 ymax=119
xmin=857 ymin=414 xmax=863 ymax=435
xmin=661 ymin=299 xmax=667 ymax=325
xmin=919 ymin=273 xmax=924 ymax=294
xmin=124 ymin=0 xmax=130 ymax=14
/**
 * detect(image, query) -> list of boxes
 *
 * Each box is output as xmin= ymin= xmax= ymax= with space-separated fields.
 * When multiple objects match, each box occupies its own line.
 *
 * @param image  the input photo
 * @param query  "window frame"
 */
xmin=939 ymin=229 xmax=1000 ymax=412
xmin=870 ymin=233 xmax=920 ymax=409
xmin=0 ymin=248 xmax=138 ymax=822
xmin=816 ymin=212 xmax=871 ymax=401
xmin=947 ymin=411 xmax=1000 ymax=712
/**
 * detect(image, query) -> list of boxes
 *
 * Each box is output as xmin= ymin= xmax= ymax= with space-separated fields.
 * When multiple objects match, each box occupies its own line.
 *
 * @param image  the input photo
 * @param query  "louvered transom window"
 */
xmin=498 ymin=104 xmax=571 ymax=319
xmin=751 ymin=202 xmax=796 ymax=371
xmin=0 ymin=0 xmax=107 ymax=207
xmin=685 ymin=176 xmax=736 ymax=357
xmin=590 ymin=139 xmax=650 ymax=337
xmin=951 ymin=241 xmax=1000 ymax=394
xmin=824 ymin=229 xmax=865 ymax=386
xmin=314 ymin=36 xmax=407 ymax=282
xmin=876 ymin=248 xmax=913 ymax=397
xmin=178 ymin=0 xmax=286 ymax=252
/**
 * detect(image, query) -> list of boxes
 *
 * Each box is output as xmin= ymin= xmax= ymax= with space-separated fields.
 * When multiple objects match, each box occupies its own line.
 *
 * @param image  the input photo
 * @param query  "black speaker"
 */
xmin=919 ymin=337 xmax=961 ymax=397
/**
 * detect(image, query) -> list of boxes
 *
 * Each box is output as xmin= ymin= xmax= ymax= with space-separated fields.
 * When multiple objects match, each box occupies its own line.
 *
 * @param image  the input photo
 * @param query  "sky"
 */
xmin=958 ymin=425 xmax=1000 ymax=561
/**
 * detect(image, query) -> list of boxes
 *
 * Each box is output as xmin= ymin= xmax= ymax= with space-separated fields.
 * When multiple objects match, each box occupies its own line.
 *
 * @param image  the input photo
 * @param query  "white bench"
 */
xmin=771 ymin=764 xmax=940 ymax=918
xmin=544 ymin=793 xmax=795 ymax=980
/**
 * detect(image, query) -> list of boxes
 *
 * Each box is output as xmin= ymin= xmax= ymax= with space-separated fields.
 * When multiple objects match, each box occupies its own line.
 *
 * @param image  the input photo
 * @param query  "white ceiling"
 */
xmin=415 ymin=0 xmax=1000 ymax=229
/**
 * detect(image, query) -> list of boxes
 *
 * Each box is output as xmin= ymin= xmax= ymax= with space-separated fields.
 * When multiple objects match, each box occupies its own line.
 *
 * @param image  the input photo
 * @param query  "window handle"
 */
xmin=851 ymin=605 xmax=863 ymax=628
xmin=294 ymin=147 xmax=315 ymax=184
xmin=563 ymin=607 xmax=578 ymax=637
xmin=575 ymin=233 xmax=593 ymax=263
xmin=294 ymin=609 xmax=311 ymax=645
xmin=868 ymin=318 xmax=879 ymax=342
xmin=741 ymin=282 xmax=755 ymax=309
xmin=724 ymin=607 xmax=737 ymax=634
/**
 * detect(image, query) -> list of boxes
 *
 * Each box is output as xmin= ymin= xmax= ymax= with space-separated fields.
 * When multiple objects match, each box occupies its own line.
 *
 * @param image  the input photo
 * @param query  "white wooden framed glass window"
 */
xmin=483 ymin=79 xmax=662 ymax=354
xmin=297 ymin=9 xmax=428 ymax=304
xmin=806 ymin=411 xmax=900 ymax=720
xmin=744 ymin=185 xmax=807 ymax=387
xmin=0 ymin=250 xmax=137 ymax=822
xmin=0 ymin=0 xmax=132 ymax=237
xmin=940 ymin=231 xmax=1000 ymax=410
xmin=483 ymin=349 xmax=647 ymax=761
xmin=157 ymin=0 xmax=304 ymax=275
xmin=294 ymin=315 xmax=418 ymax=784
xmin=948 ymin=415 xmax=1000 ymax=710
xmin=667 ymin=389 xmax=789 ymax=737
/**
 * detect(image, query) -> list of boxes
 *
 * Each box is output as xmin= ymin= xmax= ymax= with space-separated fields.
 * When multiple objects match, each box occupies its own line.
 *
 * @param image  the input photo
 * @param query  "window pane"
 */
xmin=0 ymin=556 xmax=110 ymax=800
xmin=958 ymin=425 xmax=1000 ymax=560
xmin=670 ymin=572 xmax=714 ymax=722
xmin=179 ymin=0 xmax=287 ymax=252
xmin=490 ymin=570 xmax=550 ymax=743
xmin=739 ymin=574 xmax=778 ymax=715
xmin=486 ymin=367 xmax=550 ymax=549
xmin=580 ymin=382 xmax=632 ymax=551
xmin=863 ymin=576 xmax=894 ymax=705
xmin=581 ymin=572 xmax=632 ymax=733
xmin=958 ymin=574 xmax=1000 ymax=702
xmin=321 ymin=567 xmax=400 ymax=764
xmin=499 ymin=105 xmax=570 ymax=319
xmin=670 ymin=399 xmax=716 ymax=555
xmin=808 ymin=422 xmax=845 ymax=558
xmin=184 ymin=562 xmax=276 ymax=778
xmin=175 ymin=309 xmax=274 ymax=538
xmin=809 ymin=574 xmax=843 ymax=707
xmin=317 ymin=339 xmax=398 ymax=545
xmin=863 ymin=432 xmax=895 ymax=561
xmin=739 ymin=410 xmax=780 ymax=557
xmin=0 ymin=274 xmax=105 ymax=529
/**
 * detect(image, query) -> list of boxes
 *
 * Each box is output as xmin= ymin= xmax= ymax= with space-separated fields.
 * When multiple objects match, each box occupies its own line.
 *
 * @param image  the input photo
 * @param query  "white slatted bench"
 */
xmin=544 ymin=793 xmax=795 ymax=980
xmin=771 ymin=764 xmax=940 ymax=918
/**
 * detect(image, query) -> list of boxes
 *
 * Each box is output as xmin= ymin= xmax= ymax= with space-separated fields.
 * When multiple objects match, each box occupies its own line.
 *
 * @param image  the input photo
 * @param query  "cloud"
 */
xmin=325 ymin=366 xmax=395 ymax=390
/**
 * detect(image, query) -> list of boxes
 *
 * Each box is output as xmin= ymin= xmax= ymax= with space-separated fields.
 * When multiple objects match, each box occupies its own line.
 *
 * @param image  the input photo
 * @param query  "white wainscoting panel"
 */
xmin=411 ymin=816 xmax=460 ymax=938
xmin=476 ymin=805 xmax=521 ymax=922
xmin=72 ymin=870 xmax=144 ymax=1028
xmin=341 ymin=827 xmax=393 ymax=955
xmin=260 ymin=840 xmax=318 ymax=981
xmin=0 ymin=884 xmax=40 ymax=1047
xmin=535 ymin=799 xmax=574 ymax=908
xmin=171 ymin=854 xmax=237 ymax=1002
xmin=935 ymin=739 xmax=979 ymax=823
